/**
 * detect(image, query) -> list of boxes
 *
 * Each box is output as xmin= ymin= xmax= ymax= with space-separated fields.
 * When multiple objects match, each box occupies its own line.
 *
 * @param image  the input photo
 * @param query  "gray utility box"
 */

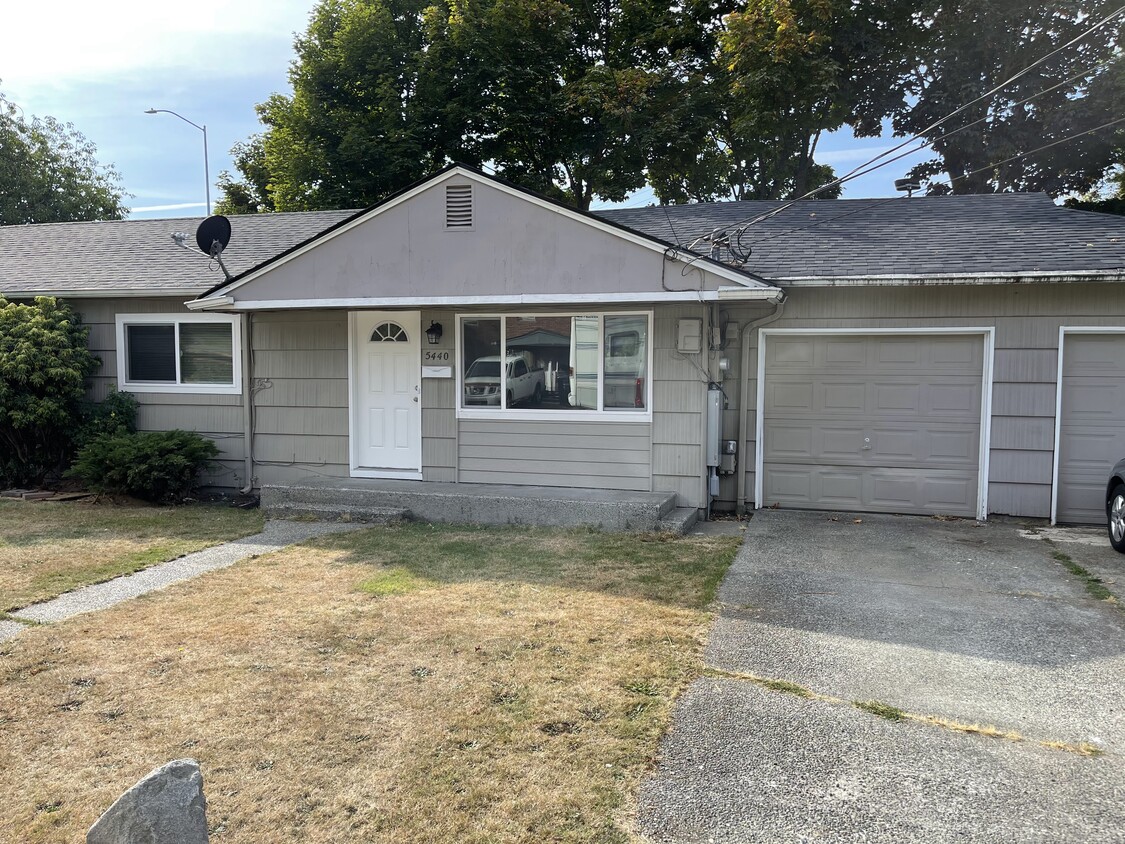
xmin=719 ymin=439 xmax=737 ymax=475
xmin=706 ymin=388 xmax=722 ymax=467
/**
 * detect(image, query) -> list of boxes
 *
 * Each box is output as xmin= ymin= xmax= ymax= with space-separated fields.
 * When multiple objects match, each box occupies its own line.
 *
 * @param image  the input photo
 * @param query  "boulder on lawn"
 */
xmin=87 ymin=758 xmax=208 ymax=844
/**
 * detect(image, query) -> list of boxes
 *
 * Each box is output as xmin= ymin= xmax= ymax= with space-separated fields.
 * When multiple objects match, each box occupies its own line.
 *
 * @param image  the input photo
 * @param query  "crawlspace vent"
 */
xmin=445 ymin=184 xmax=473 ymax=229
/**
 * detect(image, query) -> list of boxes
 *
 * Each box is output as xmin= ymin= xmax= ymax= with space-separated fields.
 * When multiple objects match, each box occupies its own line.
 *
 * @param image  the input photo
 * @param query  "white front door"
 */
xmin=352 ymin=311 xmax=422 ymax=475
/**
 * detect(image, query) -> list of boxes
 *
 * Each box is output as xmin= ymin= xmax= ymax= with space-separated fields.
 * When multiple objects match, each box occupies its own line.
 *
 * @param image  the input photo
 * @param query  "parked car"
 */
xmin=463 ymin=354 xmax=544 ymax=407
xmin=1107 ymin=458 xmax=1125 ymax=553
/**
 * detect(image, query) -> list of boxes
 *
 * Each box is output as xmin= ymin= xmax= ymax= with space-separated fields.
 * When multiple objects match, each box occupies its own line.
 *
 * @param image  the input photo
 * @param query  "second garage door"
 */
xmin=1055 ymin=333 xmax=1125 ymax=524
xmin=760 ymin=332 xmax=986 ymax=517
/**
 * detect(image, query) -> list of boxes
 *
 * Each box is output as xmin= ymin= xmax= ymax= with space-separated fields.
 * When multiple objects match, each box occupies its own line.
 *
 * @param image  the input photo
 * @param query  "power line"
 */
xmin=683 ymin=3 xmax=1125 ymax=251
xmin=734 ymin=114 xmax=1125 ymax=253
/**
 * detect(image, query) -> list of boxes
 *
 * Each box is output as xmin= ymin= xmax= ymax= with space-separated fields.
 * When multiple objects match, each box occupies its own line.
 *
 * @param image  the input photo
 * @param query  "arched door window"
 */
xmin=370 ymin=322 xmax=408 ymax=342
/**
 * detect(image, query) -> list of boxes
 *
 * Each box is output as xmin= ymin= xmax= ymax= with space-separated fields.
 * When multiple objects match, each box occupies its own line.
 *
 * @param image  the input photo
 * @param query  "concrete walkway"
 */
xmin=1 ymin=520 xmax=360 ymax=641
xmin=639 ymin=510 xmax=1125 ymax=843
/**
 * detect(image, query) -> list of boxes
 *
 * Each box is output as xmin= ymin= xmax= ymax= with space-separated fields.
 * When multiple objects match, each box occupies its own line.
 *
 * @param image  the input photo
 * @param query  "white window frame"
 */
xmin=115 ymin=313 xmax=242 ymax=395
xmin=456 ymin=311 xmax=653 ymax=422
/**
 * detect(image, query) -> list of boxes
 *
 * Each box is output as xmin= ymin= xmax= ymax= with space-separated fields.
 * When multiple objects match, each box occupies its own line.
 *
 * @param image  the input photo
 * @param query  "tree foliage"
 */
xmin=218 ymin=0 xmax=1125 ymax=211
xmin=0 ymin=89 xmax=128 ymax=225
xmin=0 ymin=297 xmax=100 ymax=486
xmin=889 ymin=1 xmax=1125 ymax=196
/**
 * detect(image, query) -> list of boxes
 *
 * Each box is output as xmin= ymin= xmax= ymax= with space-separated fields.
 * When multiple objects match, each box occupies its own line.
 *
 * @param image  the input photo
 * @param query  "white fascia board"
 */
xmin=186 ymin=295 xmax=235 ymax=310
xmin=205 ymin=288 xmax=784 ymax=312
xmin=772 ymin=270 xmax=1125 ymax=286
xmin=2 ymin=287 xmax=207 ymax=299
xmin=191 ymin=166 xmax=768 ymax=304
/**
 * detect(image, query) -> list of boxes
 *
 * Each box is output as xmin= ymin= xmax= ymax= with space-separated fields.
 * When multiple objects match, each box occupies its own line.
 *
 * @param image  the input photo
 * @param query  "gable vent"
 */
xmin=445 ymin=184 xmax=473 ymax=229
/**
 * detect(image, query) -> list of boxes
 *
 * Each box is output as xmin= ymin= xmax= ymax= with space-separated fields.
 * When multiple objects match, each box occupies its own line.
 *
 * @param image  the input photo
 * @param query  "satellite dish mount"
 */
xmin=195 ymin=215 xmax=233 ymax=281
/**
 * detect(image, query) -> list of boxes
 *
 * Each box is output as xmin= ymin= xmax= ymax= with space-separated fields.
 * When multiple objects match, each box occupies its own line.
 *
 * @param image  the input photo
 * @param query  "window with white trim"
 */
xmin=115 ymin=314 xmax=242 ymax=395
xmin=458 ymin=313 xmax=650 ymax=417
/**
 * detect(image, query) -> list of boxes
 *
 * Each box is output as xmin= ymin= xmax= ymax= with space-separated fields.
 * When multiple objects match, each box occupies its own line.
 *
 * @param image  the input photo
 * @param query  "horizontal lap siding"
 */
xmin=457 ymin=420 xmax=651 ymax=490
xmin=651 ymin=304 xmax=708 ymax=508
xmin=421 ymin=309 xmax=457 ymax=481
xmin=251 ymin=311 xmax=348 ymax=485
xmin=75 ymin=297 xmax=247 ymax=489
xmin=725 ymin=283 xmax=1125 ymax=519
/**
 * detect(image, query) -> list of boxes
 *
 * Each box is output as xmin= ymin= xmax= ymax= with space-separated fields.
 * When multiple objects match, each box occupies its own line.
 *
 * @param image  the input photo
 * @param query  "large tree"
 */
xmin=0 ymin=89 xmax=127 ymax=225
xmin=889 ymin=1 xmax=1124 ymax=196
xmin=649 ymin=0 xmax=920 ymax=202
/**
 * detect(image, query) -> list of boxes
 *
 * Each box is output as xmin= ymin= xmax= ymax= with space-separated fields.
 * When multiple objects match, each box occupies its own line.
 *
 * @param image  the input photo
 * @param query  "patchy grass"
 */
xmin=0 ymin=523 xmax=740 ymax=843
xmin=1050 ymin=550 xmax=1119 ymax=604
xmin=0 ymin=500 xmax=263 ymax=612
xmin=854 ymin=700 xmax=906 ymax=721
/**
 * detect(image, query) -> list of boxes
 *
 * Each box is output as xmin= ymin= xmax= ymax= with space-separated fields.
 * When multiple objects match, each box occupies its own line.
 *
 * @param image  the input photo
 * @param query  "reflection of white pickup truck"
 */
xmin=463 ymin=355 xmax=544 ymax=407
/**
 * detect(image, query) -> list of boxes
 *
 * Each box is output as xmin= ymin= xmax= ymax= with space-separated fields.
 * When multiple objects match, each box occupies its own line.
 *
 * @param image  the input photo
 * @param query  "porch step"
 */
xmin=656 ymin=507 xmax=700 ymax=535
xmin=268 ymin=503 xmax=409 ymax=524
xmin=261 ymin=478 xmax=678 ymax=532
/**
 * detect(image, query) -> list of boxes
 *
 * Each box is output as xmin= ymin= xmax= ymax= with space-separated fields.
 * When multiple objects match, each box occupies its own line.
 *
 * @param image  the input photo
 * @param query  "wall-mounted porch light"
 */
xmin=426 ymin=321 xmax=444 ymax=345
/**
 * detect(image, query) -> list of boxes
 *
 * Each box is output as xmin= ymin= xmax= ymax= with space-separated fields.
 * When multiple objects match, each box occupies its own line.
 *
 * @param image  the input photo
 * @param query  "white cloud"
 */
xmin=130 ymin=202 xmax=208 ymax=213
xmin=3 ymin=0 xmax=314 ymax=90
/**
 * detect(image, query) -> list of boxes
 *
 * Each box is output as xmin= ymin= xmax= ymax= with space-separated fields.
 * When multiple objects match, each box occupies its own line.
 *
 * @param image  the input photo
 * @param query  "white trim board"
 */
xmin=190 ymin=167 xmax=772 ymax=305
xmin=1050 ymin=326 xmax=1125 ymax=525
xmin=754 ymin=327 xmax=995 ymax=521
xmin=188 ymin=288 xmax=782 ymax=312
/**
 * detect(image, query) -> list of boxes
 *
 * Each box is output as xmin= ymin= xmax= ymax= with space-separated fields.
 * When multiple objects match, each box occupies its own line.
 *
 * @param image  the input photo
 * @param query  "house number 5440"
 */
xmin=424 ymin=350 xmax=451 ymax=362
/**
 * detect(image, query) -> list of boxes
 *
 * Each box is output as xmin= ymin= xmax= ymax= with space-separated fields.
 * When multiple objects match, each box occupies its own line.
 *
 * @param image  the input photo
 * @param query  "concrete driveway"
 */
xmin=640 ymin=511 xmax=1125 ymax=843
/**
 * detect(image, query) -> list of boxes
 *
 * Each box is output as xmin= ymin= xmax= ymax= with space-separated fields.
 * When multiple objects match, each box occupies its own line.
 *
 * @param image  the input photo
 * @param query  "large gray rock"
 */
xmin=87 ymin=759 xmax=208 ymax=844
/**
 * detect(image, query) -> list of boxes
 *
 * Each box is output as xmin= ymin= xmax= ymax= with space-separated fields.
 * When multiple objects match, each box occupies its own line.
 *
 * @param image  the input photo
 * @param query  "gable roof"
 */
xmin=600 ymin=193 xmax=1125 ymax=282
xmin=0 ymin=210 xmax=355 ymax=298
xmin=194 ymin=164 xmax=772 ymax=303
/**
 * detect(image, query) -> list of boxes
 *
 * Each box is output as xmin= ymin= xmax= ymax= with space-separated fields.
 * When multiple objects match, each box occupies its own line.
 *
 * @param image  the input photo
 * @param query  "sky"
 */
xmin=3 ymin=0 xmax=935 ymax=221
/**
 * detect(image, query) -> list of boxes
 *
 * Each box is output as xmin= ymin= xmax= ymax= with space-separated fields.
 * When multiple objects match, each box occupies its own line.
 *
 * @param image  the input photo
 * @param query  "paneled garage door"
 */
xmin=761 ymin=333 xmax=985 ymax=517
xmin=1056 ymin=333 xmax=1125 ymax=524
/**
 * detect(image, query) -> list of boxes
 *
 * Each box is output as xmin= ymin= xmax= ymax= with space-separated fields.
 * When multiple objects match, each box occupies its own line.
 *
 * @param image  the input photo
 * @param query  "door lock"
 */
xmin=862 ymin=436 xmax=871 ymax=451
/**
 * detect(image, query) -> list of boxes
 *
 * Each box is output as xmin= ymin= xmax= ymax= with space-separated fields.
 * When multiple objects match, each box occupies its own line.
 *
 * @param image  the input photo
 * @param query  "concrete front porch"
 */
xmin=261 ymin=477 xmax=698 ymax=533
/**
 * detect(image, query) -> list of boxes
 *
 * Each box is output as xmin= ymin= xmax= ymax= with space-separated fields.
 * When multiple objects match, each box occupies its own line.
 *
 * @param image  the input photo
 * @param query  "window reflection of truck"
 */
xmin=463 ymin=354 xmax=544 ymax=406
xmin=569 ymin=316 xmax=646 ymax=409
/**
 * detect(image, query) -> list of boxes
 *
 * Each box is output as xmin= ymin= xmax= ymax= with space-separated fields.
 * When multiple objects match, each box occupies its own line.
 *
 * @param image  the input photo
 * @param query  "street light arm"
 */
xmin=144 ymin=108 xmax=204 ymax=133
xmin=144 ymin=108 xmax=211 ymax=215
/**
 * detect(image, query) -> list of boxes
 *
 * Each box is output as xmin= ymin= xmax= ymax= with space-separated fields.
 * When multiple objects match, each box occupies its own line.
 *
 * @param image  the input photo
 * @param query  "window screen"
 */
xmin=180 ymin=323 xmax=234 ymax=384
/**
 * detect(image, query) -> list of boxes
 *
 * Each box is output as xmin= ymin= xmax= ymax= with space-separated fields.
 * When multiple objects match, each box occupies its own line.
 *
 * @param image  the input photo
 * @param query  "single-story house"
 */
xmin=2 ymin=164 xmax=1124 ymax=524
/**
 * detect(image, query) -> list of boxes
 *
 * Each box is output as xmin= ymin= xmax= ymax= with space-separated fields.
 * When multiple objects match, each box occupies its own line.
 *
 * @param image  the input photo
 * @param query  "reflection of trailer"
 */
xmin=603 ymin=315 xmax=647 ymax=409
xmin=569 ymin=317 xmax=599 ymax=409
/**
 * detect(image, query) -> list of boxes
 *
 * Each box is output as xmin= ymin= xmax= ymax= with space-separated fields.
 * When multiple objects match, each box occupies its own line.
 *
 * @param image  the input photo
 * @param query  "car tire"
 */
xmin=1109 ymin=483 xmax=1125 ymax=553
xmin=506 ymin=389 xmax=514 ymax=407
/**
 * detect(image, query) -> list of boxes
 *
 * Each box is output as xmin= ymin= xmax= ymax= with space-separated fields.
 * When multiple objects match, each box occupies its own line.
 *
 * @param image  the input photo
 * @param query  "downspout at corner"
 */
xmin=736 ymin=296 xmax=786 ymax=515
xmin=239 ymin=312 xmax=255 ymax=495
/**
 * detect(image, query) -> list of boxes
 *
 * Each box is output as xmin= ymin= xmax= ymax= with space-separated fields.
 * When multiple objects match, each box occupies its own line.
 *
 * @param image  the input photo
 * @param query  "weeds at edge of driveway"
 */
xmin=707 ymin=668 xmax=1104 ymax=757
xmin=1049 ymin=550 xmax=1119 ymax=606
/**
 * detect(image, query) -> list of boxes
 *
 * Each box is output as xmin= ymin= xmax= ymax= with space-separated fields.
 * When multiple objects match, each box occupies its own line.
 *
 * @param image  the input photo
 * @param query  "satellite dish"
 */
xmin=196 ymin=215 xmax=232 ymax=257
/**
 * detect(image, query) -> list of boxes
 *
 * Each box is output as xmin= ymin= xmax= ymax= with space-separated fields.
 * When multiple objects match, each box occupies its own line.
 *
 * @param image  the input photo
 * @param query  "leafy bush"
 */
xmin=68 ymin=430 xmax=220 ymax=503
xmin=0 ymin=296 xmax=99 ymax=485
xmin=76 ymin=387 xmax=137 ymax=447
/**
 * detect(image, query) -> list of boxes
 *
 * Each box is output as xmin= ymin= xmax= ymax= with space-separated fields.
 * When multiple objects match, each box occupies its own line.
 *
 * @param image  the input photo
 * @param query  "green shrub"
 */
xmin=76 ymin=387 xmax=137 ymax=447
xmin=0 ymin=296 xmax=99 ymax=485
xmin=68 ymin=430 xmax=220 ymax=503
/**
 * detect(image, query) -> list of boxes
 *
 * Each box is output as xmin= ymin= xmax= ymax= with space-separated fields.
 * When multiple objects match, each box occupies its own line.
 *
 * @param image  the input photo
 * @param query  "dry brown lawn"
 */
xmin=0 ymin=500 xmax=264 ymax=611
xmin=0 ymin=522 xmax=741 ymax=843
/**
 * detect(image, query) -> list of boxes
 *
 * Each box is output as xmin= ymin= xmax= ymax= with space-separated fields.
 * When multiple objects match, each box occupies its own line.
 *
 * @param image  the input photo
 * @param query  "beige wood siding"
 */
xmin=1056 ymin=333 xmax=1125 ymax=523
xmin=75 ymin=297 xmax=247 ymax=488
xmin=457 ymin=419 xmax=651 ymax=490
xmin=723 ymin=283 xmax=1125 ymax=519
xmin=250 ymin=311 xmax=349 ymax=485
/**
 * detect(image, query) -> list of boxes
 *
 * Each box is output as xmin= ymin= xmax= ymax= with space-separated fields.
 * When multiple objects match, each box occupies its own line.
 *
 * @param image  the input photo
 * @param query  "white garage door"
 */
xmin=761 ymin=333 xmax=985 ymax=517
xmin=1056 ymin=333 xmax=1125 ymax=524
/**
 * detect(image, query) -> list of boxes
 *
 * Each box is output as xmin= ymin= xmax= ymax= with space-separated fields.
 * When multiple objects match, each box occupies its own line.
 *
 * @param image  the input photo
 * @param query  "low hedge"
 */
xmin=68 ymin=430 xmax=220 ymax=503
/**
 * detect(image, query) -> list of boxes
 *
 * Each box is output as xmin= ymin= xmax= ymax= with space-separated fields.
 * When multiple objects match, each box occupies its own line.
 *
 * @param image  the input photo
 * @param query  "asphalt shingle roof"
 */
xmin=2 ymin=192 xmax=1123 ymax=299
xmin=0 ymin=210 xmax=355 ymax=297
xmin=598 ymin=193 xmax=1125 ymax=280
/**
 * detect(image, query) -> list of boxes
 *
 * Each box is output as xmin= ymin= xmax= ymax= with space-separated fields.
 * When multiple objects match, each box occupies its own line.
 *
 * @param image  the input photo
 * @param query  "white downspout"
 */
xmin=239 ymin=312 xmax=255 ymax=495
xmin=736 ymin=297 xmax=786 ymax=515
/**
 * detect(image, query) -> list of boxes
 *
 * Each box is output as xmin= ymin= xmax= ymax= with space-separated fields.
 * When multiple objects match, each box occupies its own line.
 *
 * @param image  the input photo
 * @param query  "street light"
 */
xmin=144 ymin=108 xmax=211 ymax=215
